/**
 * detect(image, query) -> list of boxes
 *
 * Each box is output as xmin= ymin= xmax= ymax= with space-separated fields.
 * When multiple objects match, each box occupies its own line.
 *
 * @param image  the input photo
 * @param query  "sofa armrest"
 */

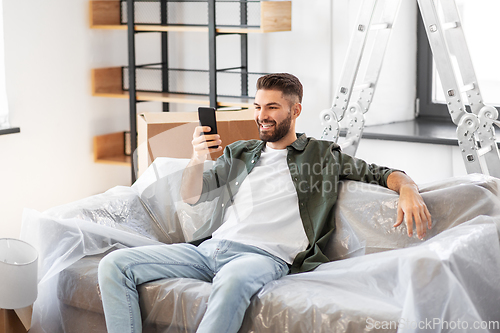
xmin=43 ymin=186 xmax=167 ymax=243
xmin=325 ymin=174 xmax=500 ymax=261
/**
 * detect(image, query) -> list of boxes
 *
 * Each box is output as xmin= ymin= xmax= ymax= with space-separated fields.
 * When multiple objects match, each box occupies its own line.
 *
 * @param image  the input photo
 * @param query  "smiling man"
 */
xmin=255 ymin=91 xmax=297 ymax=145
xmin=98 ymin=73 xmax=431 ymax=333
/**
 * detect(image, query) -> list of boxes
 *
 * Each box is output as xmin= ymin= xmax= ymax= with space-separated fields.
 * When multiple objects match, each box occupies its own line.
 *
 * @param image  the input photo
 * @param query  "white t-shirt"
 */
xmin=212 ymin=145 xmax=309 ymax=264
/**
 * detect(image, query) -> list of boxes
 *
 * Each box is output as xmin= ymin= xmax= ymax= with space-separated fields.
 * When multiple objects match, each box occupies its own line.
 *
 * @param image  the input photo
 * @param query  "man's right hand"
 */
xmin=181 ymin=126 xmax=222 ymax=204
xmin=191 ymin=126 xmax=222 ymax=162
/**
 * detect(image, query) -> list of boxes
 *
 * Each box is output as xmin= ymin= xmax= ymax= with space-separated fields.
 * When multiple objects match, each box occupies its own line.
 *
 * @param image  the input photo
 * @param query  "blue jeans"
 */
xmin=98 ymin=239 xmax=290 ymax=333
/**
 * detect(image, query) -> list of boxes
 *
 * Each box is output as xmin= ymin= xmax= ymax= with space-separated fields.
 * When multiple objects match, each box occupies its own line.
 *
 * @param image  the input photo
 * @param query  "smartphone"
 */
xmin=198 ymin=107 xmax=218 ymax=148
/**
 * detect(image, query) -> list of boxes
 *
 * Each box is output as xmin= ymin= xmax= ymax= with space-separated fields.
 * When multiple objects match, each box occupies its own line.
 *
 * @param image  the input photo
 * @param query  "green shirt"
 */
xmin=194 ymin=133 xmax=397 ymax=274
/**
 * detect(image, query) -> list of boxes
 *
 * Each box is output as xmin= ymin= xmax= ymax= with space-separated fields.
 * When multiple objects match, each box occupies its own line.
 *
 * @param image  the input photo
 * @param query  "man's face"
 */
xmin=254 ymin=89 xmax=295 ymax=143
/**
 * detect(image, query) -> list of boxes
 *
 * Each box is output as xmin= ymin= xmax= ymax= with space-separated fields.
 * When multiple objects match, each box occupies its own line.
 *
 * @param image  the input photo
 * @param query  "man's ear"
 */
xmin=292 ymin=103 xmax=302 ymax=118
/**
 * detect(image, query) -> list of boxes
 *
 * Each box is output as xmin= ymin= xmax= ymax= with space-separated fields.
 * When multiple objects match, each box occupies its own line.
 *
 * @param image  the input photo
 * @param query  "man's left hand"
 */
xmin=387 ymin=171 xmax=432 ymax=239
xmin=393 ymin=184 xmax=432 ymax=239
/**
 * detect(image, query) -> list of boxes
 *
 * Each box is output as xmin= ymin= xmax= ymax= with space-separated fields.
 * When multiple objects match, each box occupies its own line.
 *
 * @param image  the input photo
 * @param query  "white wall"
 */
xmin=355 ymin=139 xmax=467 ymax=185
xmin=0 ymin=0 xmax=431 ymax=238
xmin=0 ymin=0 xmax=131 ymax=238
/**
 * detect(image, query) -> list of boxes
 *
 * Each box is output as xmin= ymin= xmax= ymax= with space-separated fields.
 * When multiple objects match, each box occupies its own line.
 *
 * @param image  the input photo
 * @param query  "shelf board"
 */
xmin=91 ymin=25 xmax=127 ymax=31
xmin=89 ymin=1 xmax=291 ymax=33
xmin=91 ymin=67 xmax=255 ymax=108
xmin=96 ymin=154 xmax=132 ymax=166
xmin=91 ymin=25 xmax=277 ymax=34
xmin=136 ymin=91 xmax=254 ymax=108
xmin=0 ymin=127 xmax=20 ymax=136
xmin=94 ymin=132 xmax=131 ymax=166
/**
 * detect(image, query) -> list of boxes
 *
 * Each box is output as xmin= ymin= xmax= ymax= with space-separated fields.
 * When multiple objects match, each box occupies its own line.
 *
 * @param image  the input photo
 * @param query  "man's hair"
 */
xmin=256 ymin=73 xmax=303 ymax=104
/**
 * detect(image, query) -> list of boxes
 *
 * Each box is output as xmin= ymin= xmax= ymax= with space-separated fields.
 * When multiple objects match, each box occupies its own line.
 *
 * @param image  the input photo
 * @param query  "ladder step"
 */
xmin=370 ymin=23 xmax=391 ymax=30
xmin=442 ymin=21 xmax=459 ymax=30
xmin=460 ymin=83 xmax=475 ymax=93
xmin=477 ymin=145 xmax=492 ymax=157
xmin=354 ymin=82 xmax=373 ymax=91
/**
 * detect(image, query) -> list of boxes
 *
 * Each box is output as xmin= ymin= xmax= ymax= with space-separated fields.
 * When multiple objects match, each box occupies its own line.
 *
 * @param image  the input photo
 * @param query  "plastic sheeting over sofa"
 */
xmin=21 ymin=157 xmax=500 ymax=333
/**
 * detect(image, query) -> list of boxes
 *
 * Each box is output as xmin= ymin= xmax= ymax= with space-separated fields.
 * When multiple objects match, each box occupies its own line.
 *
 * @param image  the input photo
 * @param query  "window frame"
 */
xmin=0 ymin=127 xmax=20 ymax=135
xmin=0 ymin=0 xmax=18 ymax=135
xmin=416 ymin=9 xmax=450 ymax=120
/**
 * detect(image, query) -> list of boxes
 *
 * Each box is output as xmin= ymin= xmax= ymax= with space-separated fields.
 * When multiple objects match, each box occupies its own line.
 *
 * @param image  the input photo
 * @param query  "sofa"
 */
xmin=21 ymin=157 xmax=500 ymax=333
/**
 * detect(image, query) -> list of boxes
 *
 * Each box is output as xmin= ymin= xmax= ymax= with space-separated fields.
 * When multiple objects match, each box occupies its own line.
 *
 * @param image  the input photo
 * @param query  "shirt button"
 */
xmin=221 ymin=203 xmax=225 ymax=207
xmin=251 ymin=159 xmax=255 ymax=163
xmin=235 ymin=182 xmax=239 ymax=186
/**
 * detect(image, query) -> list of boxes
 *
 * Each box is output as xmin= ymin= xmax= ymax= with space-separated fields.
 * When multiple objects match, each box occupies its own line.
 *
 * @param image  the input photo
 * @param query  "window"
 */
xmin=417 ymin=0 xmax=500 ymax=119
xmin=0 ymin=0 xmax=11 ymax=131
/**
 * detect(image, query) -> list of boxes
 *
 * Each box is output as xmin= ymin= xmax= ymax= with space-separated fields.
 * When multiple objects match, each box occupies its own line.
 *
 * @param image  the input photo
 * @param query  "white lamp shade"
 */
xmin=0 ymin=238 xmax=38 ymax=309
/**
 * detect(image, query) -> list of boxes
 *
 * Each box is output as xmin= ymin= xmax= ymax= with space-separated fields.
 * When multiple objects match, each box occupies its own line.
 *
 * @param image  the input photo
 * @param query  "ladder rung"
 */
xmin=370 ymin=23 xmax=391 ymax=30
xmin=340 ymin=138 xmax=356 ymax=149
xmin=477 ymin=145 xmax=492 ymax=157
xmin=442 ymin=21 xmax=459 ymax=30
xmin=460 ymin=83 xmax=475 ymax=93
xmin=354 ymin=82 xmax=373 ymax=91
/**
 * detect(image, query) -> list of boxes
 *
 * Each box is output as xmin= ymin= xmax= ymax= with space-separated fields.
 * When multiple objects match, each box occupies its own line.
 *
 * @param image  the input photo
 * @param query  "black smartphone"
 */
xmin=198 ymin=107 xmax=218 ymax=148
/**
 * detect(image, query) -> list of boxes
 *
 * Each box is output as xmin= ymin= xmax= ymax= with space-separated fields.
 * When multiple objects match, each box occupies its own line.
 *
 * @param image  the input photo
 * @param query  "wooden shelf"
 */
xmin=90 ymin=0 xmax=277 ymax=171
xmin=94 ymin=131 xmax=131 ymax=166
xmin=91 ymin=67 xmax=255 ymax=108
xmin=89 ymin=1 xmax=291 ymax=33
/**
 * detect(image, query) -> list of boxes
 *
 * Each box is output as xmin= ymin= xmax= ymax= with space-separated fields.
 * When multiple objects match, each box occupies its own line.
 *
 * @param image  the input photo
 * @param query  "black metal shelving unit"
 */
xmin=123 ymin=0 xmax=257 ymax=182
xmin=126 ymin=0 xmax=138 ymax=182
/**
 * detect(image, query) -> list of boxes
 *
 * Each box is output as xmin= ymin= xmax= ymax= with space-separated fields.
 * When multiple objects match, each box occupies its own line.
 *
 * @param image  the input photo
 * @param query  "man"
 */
xmin=98 ymin=73 xmax=432 ymax=333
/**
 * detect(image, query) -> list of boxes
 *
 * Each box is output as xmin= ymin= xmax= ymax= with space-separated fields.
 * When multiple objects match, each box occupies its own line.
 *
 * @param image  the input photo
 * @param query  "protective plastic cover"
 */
xmin=21 ymin=157 xmax=500 ymax=333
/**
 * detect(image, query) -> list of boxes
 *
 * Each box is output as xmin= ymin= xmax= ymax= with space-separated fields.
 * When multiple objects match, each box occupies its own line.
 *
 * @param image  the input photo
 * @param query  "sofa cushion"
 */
xmin=57 ymin=254 xmax=105 ymax=314
xmin=57 ymin=253 xmax=212 ymax=331
xmin=139 ymin=278 xmax=211 ymax=330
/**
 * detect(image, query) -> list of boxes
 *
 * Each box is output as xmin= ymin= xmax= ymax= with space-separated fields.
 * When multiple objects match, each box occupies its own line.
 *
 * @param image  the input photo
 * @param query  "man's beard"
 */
xmin=258 ymin=110 xmax=292 ymax=143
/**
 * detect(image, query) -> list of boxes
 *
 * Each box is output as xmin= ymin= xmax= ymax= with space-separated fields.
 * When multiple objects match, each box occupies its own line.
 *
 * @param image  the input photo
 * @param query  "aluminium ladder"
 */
xmin=320 ymin=0 xmax=500 ymax=178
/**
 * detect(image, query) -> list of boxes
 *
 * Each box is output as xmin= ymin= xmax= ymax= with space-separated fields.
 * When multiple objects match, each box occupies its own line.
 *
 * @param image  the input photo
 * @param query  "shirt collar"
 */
xmin=289 ymin=133 xmax=308 ymax=151
xmin=255 ymin=133 xmax=307 ymax=153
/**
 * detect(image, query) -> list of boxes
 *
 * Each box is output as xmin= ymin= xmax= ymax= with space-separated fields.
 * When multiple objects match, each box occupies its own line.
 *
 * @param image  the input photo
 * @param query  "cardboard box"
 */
xmin=137 ymin=110 xmax=260 ymax=176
